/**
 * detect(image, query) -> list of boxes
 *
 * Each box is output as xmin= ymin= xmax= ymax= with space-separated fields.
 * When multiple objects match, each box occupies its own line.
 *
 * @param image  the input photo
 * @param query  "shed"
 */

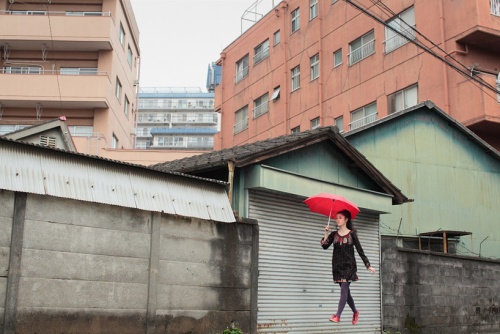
xmin=153 ymin=126 xmax=410 ymax=333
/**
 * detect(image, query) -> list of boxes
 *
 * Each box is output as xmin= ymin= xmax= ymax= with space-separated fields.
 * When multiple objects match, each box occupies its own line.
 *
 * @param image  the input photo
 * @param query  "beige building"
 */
xmin=0 ymin=0 xmax=140 ymax=157
xmin=214 ymin=0 xmax=500 ymax=151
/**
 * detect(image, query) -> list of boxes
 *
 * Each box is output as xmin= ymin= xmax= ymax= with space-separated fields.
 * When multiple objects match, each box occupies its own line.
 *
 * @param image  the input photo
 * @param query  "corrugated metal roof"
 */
xmin=0 ymin=138 xmax=235 ymax=223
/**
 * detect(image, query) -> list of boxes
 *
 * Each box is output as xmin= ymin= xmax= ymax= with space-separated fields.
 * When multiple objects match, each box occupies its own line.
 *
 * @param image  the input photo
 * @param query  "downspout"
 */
xmin=318 ymin=5 xmax=324 ymax=125
xmin=279 ymin=2 xmax=290 ymax=133
xmin=217 ymin=53 xmax=226 ymax=150
xmin=439 ymin=0 xmax=450 ymax=113
xmin=227 ymin=160 xmax=235 ymax=206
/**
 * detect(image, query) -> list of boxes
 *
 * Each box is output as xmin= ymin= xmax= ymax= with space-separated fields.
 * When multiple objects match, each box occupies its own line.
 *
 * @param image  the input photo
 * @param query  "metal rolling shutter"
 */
xmin=249 ymin=189 xmax=381 ymax=333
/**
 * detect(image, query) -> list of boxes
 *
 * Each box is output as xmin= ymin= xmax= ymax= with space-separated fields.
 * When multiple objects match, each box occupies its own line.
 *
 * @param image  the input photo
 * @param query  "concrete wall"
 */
xmin=382 ymin=247 xmax=500 ymax=334
xmin=0 ymin=191 xmax=257 ymax=334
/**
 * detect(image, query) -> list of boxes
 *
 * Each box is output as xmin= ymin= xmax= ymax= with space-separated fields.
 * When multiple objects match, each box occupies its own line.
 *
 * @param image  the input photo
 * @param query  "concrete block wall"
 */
xmin=1 ymin=191 xmax=257 ymax=334
xmin=382 ymin=247 xmax=500 ymax=334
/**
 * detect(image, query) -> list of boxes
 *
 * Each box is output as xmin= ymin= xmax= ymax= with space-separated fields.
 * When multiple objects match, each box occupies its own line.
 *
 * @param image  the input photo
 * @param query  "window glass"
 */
xmin=254 ymin=39 xmax=270 ymax=65
xmin=334 ymin=49 xmax=342 ymax=67
xmin=385 ymin=7 xmax=416 ymax=53
xmin=235 ymin=54 xmax=249 ymax=83
xmin=310 ymin=0 xmax=318 ymax=20
xmin=253 ymin=93 xmax=269 ymax=118
xmin=291 ymin=8 xmax=300 ymax=33
xmin=311 ymin=117 xmax=320 ymax=129
xmin=274 ymin=30 xmax=281 ymax=45
xmin=119 ymin=23 xmax=125 ymax=46
xmin=310 ymin=54 xmax=320 ymax=80
xmin=291 ymin=65 xmax=300 ymax=91
xmin=234 ymin=106 xmax=249 ymax=133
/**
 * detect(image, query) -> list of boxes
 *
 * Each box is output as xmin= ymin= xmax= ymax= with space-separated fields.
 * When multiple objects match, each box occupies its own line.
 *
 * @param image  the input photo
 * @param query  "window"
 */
xmin=3 ymin=66 xmax=41 ymax=74
xmin=388 ymin=85 xmax=418 ymax=114
xmin=334 ymin=49 xmax=342 ymax=67
xmin=124 ymin=95 xmax=130 ymax=117
xmin=492 ymin=0 xmax=500 ymax=16
xmin=68 ymin=126 xmax=93 ymax=137
xmin=332 ymin=0 xmax=338 ymax=3
xmin=274 ymin=30 xmax=281 ymax=45
xmin=115 ymin=77 xmax=122 ymax=101
xmin=350 ymin=102 xmax=377 ymax=130
xmin=234 ymin=106 xmax=249 ymax=134
xmin=235 ymin=54 xmax=249 ymax=83
xmin=291 ymin=65 xmax=300 ymax=91
xmin=335 ymin=116 xmax=344 ymax=133
xmin=127 ymin=45 xmax=133 ymax=67
xmin=60 ymin=68 xmax=98 ymax=75
xmin=311 ymin=117 xmax=320 ymax=129
xmin=310 ymin=53 xmax=320 ymax=80
xmin=291 ymin=8 xmax=300 ymax=33
xmin=253 ymin=93 xmax=269 ymax=118
xmin=310 ymin=0 xmax=318 ymax=20
xmin=291 ymin=126 xmax=300 ymax=134
xmin=272 ymin=86 xmax=281 ymax=102
xmin=112 ymin=134 xmax=119 ymax=149
xmin=254 ymin=39 xmax=270 ymax=65
xmin=385 ymin=6 xmax=416 ymax=53
xmin=349 ymin=31 xmax=375 ymax=65
xmin=119 ymin=23 xmax=125 ymax=46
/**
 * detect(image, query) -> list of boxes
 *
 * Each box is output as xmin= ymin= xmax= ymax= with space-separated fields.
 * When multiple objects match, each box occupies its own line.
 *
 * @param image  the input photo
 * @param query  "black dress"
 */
xmin=321 ymin=230 xmax=371 ymax=282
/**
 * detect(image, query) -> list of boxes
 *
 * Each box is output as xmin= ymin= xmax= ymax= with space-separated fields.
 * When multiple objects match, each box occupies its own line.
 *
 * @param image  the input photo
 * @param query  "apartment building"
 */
xmin=0 ymin=0 xmax=140 ymax=157
xmin=136 ymin=87 xmax=218 ymax=150
xmin=214 ymin=0 xmax=500 ymax=151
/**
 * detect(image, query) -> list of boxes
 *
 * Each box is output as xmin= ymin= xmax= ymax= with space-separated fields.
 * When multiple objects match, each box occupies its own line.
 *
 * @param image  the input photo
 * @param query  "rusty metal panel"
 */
xmin=0 ymin=141 xmax=235 ymax=223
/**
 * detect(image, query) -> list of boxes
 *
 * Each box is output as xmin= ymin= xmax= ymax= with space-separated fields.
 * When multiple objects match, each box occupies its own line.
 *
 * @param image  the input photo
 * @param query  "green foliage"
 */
xmin=222 ymin=328 xmax=243 ymax=334
xmin=404 ymin=313 xmax=421 ymax=334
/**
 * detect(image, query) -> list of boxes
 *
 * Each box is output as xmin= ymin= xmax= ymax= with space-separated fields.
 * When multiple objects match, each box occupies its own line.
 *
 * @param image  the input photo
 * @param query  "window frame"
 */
xmin=119 ymin=22 xmax=125 ymax=47
xmin=291 ymin=65 xmax=300 ymax=91
xmin=291 ymin=126 xmax=300 ymax=134
xmin=112 ymin=133 xmax=119 ymax=149
xmin=235 ymin=54 xmax=249 ymax=83
xmin=310 ymin=117 xmax=320 ymax=129
xmin=388 ymin=84 xmax=418 ymax=114
xmin=348 ymin=30 xmax=375 ymax=65
xmin=115 ymin=77 xmax=122 ymax=101
xmin=127 ymin=45 xmax=133 ymax=67
xmin=385 ymin=6 xmax=416 ymax=53
xmin=333 ymin=48 xmax=343 ymax=67
xmin=335 ymin=116 xmax=344 ymax=133
xmin=350 ymin=102 xmax=377 ymax=130
xmin=253 ymin=93 xmax=270 ymax=118
xmin=310 ymin=53 xmax=320 ymax=81
xmin=124 ymin=95 xmax=130 ymax=117
xmin=291 ymin=8 xmax=300 ymax=33
xmin=274 ymin=30 xmax=281 ymax=45
xmin=254 ymin=39 xmax=270 ymax=65
xmin=234 ymin=105 xmax=249 ymax=134
xmin=310 ymin=0 xmax=318 ymax=20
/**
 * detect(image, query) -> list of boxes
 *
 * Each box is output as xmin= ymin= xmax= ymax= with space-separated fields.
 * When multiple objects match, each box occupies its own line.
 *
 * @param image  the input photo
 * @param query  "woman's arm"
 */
xmin=320 ymin=225 xmax=334 ymax=249
xmin=352 ymin=232 xmax=376 ymax=272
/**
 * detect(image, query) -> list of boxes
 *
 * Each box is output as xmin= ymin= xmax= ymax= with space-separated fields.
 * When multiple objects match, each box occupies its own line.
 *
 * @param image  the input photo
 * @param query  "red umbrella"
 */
xmin=304 ymin=193 xmax=360 ymax=221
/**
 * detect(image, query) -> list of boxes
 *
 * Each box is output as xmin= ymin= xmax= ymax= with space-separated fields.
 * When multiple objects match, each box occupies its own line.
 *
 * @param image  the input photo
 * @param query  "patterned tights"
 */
xmin=336 ymin=281 xmax=357 ymax=317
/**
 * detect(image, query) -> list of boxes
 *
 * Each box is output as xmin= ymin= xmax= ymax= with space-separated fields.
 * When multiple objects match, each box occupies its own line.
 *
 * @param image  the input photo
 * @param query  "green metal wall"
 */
xmin=347 ymin=109 xmax=500 ymax=259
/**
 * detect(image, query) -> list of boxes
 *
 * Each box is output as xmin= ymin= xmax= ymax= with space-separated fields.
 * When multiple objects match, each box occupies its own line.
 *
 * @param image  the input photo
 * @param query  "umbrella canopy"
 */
xmin=304 ymin=193 xmax=360 ymax=220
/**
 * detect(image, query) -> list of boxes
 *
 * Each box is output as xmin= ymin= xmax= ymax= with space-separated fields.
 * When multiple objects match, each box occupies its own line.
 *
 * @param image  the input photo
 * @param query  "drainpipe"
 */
xmin=217 ymin=53 xmax=226 ymax=150
xmin=278 ymin=2 xmax=290 ymax=133
xmin=318 ymin=5 xmax=324 ymax=125
xmin=439 ymin=0 xmax=450 ymax=113
xmin=227 ymin=160 xmax=235 ymax=206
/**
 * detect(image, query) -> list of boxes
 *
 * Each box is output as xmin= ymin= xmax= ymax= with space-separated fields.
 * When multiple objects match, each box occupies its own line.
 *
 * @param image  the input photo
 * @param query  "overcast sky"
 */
xmin=129 ymin=0 xmax=275 ymax=91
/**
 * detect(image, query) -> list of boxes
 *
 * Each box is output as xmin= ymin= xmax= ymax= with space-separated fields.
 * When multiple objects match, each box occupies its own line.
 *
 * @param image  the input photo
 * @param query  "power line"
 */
xmin=344 ymin=0 xmax=500 ymax=98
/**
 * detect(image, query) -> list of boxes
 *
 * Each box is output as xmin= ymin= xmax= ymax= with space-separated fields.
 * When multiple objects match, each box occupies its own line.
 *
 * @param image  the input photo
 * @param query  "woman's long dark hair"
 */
xmin=337 ymin=209 xmax=356 ymax=232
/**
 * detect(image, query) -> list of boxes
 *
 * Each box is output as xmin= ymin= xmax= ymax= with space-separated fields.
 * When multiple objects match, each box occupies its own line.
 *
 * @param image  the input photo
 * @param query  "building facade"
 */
xmin=214 ymin=0 xmax=500 ymax=151
xmin=136 ymin=87 xmax=219 ymax=150
xmin=0 ymin=0 xmax=140 ymax=157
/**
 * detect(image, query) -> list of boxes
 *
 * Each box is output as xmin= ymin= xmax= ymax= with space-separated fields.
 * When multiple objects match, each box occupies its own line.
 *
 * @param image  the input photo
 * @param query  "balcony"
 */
xmin=0 ymin=10 xmax=113 ymax=51
xmin=137 ymin=112 xmax=218 ymax=125
xmin=453 ymin=0 xmax=500 ymax=53
xmin=0 ymin=70 xmax=110 ymax=108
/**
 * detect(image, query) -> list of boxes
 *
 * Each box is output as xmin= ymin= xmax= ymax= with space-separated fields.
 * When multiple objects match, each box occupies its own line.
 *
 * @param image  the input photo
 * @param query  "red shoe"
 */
xmin=352 ymin=310 xmax=360 ymax=325
xmin=329 ymin=314 xmax=340 ymax=323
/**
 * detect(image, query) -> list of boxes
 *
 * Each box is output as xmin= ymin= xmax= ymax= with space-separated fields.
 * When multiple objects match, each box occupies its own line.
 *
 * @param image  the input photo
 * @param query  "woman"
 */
xmin=320 ymin=209 xmax=376 ymax=325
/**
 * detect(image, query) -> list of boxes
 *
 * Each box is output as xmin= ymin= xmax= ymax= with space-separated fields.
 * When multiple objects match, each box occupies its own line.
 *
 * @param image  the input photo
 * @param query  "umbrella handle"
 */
xmin=327 ymin=207 xmax=332 ymax=227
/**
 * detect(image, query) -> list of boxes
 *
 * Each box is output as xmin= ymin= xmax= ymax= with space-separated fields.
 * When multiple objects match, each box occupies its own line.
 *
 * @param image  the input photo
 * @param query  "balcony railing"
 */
xmin=137 ymin=113 xmax=218 ymax=125
xmin=253 ymin=102 xmax=269 ymax=118
xmin=349 ymin=113 xmax=378 ymax=130
xmin=384 ymin=28 xmax=416 ymax=53
xmin=234 ymin=66 xmax=249 ymax=83
xmin=0 ymin=10 xmax=111 ymax=16
xmin=491 ymin=0 xmax=500 ymax=16
xmin=0 ymin=68 xmax=107 ymax=76
xmin=253 ymin=47 xmax=269 ymax=65
xmin=234 ymin=119 xmax=249 ymax=134
xmin=348 ymin=40 xmax=375 ymax=65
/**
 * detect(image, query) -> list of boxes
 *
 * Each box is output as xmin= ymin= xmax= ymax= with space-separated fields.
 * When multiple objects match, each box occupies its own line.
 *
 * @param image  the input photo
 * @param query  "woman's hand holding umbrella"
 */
xmin=323 ymin=224 xmax=330 ymax=242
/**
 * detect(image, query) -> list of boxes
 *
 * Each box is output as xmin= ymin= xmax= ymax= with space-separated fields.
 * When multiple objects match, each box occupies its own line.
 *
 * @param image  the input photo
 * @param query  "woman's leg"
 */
xmin=346 ymin=286 xmax=357 ymax=313
xmin=335 ymin=282 xmax=351 ymax=317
